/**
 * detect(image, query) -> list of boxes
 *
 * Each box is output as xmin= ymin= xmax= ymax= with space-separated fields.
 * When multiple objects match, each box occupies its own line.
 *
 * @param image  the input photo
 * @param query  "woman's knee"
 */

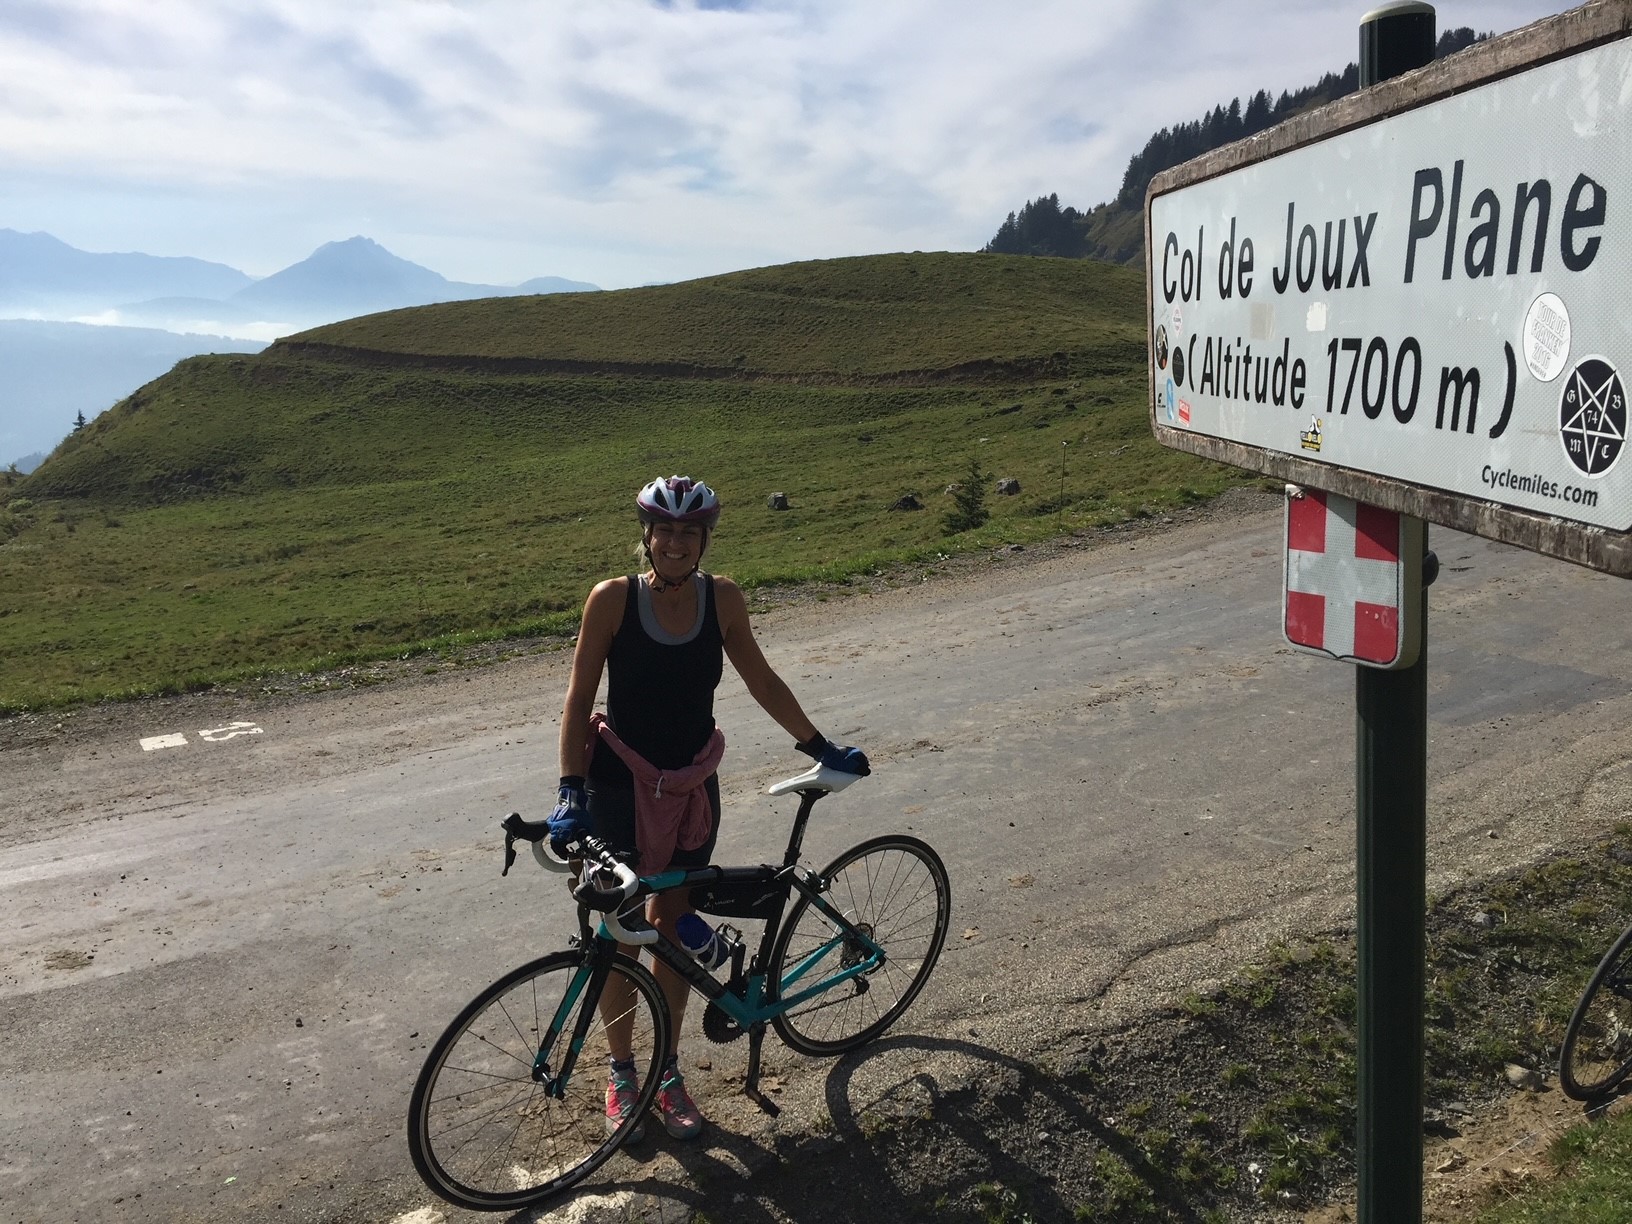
xmin=646 ymin=890 xmax=691 ymax=934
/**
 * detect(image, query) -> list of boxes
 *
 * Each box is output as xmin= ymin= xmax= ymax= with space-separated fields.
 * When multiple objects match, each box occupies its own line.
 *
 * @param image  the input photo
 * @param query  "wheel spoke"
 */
xmin=771 ymin=837 xmax=949 ymax=1056
xmin=409 ymin=953 xmax=671 ymax=1211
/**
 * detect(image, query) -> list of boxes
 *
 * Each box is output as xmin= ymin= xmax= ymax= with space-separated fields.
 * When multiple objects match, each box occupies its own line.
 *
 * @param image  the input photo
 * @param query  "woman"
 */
xmin=548 ymin=474 xmax=868 ymax=1142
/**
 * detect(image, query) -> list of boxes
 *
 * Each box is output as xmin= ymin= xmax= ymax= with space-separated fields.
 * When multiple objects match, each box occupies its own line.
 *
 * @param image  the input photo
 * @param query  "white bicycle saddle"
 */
xmin=766 ymin=762 xmax=866 ymax=796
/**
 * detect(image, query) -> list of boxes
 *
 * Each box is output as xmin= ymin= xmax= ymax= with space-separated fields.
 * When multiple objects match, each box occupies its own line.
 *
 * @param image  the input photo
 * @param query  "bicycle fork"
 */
xmin=531 ymin=953 xmax=616 ymax=1098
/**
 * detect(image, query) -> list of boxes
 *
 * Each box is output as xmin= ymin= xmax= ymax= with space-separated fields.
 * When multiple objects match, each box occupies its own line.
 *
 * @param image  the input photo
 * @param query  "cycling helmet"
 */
xmin=636 ymin=475 xmax=721 ymax=529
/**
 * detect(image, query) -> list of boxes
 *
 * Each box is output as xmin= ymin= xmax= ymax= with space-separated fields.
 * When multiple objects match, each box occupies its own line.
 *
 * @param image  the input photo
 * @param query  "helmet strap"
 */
xmin=642 ymin=527 xmax=708 ymax=592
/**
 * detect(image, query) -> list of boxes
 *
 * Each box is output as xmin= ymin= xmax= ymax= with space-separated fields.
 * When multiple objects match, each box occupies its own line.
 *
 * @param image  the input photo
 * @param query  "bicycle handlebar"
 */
xmin=601 ymin=899 xmax=660 ymax=946
xmin=499 ymin=813 xmax=641 ymax=912
xmin=568 ymin=835 xmax=641 ymax=912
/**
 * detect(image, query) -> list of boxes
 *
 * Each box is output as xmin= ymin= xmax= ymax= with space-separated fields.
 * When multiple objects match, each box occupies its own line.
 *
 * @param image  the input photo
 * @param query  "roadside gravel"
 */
xmin=6 ymin=484 xmax=1624 ymax=1223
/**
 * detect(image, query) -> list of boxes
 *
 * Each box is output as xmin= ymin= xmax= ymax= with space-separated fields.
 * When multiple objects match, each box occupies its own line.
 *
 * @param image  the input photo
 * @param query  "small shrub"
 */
xmin=1090 ymin=1150 xmax=1160 ymax=1219
xmin=1181 ymin=992 xmax=1218 ymax=1018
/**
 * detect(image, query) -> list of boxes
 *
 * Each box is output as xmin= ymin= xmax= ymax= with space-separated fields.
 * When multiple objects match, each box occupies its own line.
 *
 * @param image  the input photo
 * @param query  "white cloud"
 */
xmin=0 ymin=0 xmax=1583 ymax=288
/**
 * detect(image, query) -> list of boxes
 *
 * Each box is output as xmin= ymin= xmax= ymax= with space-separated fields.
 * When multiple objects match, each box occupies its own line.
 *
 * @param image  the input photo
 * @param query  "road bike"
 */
xmin=407 ymin=762 xmax=951 ymax=1212
xmin=1559 ymin=919 xmax=1632 ymax=1101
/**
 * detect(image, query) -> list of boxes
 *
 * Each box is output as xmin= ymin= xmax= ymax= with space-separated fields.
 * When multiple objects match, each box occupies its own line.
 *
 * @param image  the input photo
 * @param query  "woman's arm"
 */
xmin=558 ymin=578 xmax=626 ymax=778
xmin=716 ymin=577 xmax=820 ymax=744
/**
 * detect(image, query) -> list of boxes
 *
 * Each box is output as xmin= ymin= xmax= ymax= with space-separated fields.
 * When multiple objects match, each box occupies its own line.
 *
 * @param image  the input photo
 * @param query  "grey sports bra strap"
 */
xmin=635 ymin=573 xmax=707 ymax=645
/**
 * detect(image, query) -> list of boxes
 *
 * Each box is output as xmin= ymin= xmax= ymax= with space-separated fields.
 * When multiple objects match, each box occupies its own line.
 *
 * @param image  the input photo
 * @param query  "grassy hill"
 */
xmin=283 ymin=251 xmax=1147 ymax=373
xmin=1 ymin=251 xmax=1244 ymax=711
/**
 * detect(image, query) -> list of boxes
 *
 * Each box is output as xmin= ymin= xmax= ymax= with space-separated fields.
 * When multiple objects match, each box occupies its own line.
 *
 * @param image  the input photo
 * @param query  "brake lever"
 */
xmin=502 ymin=822 xmax=518 ymax=876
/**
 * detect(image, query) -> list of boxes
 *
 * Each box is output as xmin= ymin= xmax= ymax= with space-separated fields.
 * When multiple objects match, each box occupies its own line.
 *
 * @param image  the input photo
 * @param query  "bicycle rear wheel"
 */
xmin=1560 ymin=922 xmax=1632 ymax=1101
xmin=769 ymin=835 xmax=950 ymax=1056
xmin=408 ymin=949 xmax=670 ymax=1212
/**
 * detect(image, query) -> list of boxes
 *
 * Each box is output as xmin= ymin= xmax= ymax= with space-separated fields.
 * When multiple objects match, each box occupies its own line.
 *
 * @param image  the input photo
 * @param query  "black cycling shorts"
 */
xmin=586 ymin=773 xmax=721 ymax=871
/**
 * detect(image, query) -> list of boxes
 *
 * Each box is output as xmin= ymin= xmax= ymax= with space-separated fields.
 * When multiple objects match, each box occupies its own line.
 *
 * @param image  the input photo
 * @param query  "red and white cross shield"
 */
xmin=1283 ymin=487 xmax=1423 ymax=670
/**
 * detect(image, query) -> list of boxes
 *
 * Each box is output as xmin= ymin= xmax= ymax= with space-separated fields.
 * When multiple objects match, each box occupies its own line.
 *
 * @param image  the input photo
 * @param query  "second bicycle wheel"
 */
xmin=408 ymin=949 xmax=670 ymax=1212
xmin=1560 ymin=922 xmax=1632 ymax=1101
xmin=769 ymin=834 xmax=950 ymax=1056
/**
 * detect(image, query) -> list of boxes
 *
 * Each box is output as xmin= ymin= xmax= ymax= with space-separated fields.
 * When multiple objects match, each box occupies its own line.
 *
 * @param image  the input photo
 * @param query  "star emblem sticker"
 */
xmin=1559 ymin=357 xmax=1626 ymax=477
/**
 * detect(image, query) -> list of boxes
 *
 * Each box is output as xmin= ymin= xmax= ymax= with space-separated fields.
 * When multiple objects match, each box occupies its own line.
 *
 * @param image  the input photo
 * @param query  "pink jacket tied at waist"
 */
xmin=589 ymin=713 xmax=724 ymax=873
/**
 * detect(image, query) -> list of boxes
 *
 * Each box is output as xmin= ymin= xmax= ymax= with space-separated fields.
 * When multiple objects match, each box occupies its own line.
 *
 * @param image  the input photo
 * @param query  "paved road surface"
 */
xmin=4 ymin=490 xmax=1630 ymax=1222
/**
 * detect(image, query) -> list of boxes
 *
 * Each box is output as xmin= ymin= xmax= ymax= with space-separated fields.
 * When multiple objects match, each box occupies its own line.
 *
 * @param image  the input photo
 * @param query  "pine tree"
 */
xmin=981 ymin=194 xmax=1085 ymax=258
xmin=943 ymin=456 xmax=990 ymax=535
xmin=73 ymin=411 xmax=87 ymax=433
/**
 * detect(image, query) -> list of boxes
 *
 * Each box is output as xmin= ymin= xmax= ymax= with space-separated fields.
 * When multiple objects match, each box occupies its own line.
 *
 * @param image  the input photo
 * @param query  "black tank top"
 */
xmin=589 ymin=573 xmax=724 ymax=783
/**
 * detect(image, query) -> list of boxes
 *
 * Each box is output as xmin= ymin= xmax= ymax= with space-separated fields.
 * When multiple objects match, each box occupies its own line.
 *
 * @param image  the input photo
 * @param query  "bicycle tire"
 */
xmin=769 ymin=834 xmax=950 ymax=1056
xmin=408 ymin=949 xmax=671 ymax=1212
xmin=1560 ymin=921 xmax=1632 ymax=1101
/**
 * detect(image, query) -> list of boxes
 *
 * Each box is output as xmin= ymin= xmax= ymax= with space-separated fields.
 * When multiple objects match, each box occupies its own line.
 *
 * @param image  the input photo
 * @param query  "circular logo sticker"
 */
xmin=1172 ymin=343 xmax=1186 ymax=388
xmin=1523 ymin=291 xmax=1571 ymax=382
xmin=1558 ymin=356 xmax=1626 ymax=477
xmin=1154 ymin=325 xmax=1169 ymax=371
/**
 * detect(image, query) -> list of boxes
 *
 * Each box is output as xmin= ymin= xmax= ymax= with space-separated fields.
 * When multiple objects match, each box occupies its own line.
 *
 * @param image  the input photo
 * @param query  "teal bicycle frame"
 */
xmin=413 ymin=765 xmax=948 ymax=1213
xmin=534 ymin=787 xmax=888 ymax=1106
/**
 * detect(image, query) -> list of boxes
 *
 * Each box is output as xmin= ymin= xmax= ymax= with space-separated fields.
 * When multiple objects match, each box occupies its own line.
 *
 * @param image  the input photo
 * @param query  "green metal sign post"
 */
xmin=1354 ymin=10 xmax=1434 ymax=1222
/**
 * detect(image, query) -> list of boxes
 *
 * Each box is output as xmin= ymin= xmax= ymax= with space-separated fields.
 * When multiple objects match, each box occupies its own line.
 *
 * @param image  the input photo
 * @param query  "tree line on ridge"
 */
xmin=983 ymin=28 xmax=1486 ymax=266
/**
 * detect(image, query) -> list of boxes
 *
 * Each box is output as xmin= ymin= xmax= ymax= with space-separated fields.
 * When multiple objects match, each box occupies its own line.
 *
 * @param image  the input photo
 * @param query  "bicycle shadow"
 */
xmin=505 ymin=1031 xmax=1216 ymax=1223
xmin=807 ymin=1033 xmax=1213 ymax=1222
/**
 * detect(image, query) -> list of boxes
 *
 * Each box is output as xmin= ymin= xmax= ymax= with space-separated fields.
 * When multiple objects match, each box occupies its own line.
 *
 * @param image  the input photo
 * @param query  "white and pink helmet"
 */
xmin=636 ymin=475 xmax=721 ymax=529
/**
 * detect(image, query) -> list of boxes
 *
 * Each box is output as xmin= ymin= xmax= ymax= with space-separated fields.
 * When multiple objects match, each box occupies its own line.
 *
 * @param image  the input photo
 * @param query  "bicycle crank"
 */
xmin=702 ymin=1000 xmax=747 ymax=1043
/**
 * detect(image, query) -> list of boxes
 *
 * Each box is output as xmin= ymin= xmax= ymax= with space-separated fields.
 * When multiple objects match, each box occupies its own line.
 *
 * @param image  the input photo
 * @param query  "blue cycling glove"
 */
xmin=796 ymin=733 xmax=871 ymax=776
xmin=546 ymin=776 xmax=588 ymax=855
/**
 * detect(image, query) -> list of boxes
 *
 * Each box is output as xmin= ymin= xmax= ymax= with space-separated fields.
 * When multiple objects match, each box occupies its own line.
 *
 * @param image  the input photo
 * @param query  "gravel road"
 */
xmin=4 ymin=486 xmax=1630 ymax=1223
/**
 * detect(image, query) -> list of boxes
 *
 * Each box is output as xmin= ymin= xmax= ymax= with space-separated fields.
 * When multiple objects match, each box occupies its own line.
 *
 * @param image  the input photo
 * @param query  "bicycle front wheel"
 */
xmin=408 ymin=949 xmax=671 ymax=1212
xmin=1560 ymin=922 xmax=1632 ymax=1101
xmin=769 ymin=835 xmax=950 ymax=1056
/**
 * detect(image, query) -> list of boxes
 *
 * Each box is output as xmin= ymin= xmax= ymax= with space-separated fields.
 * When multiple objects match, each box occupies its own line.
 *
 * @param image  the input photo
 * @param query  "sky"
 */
xmin=0 ymin=0 xmax=1583 ymax=293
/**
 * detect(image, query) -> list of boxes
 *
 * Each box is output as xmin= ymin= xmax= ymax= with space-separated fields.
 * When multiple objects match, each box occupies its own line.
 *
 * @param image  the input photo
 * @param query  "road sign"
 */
xmin=1284 ymin=487 xmax=1423 ymax=669
xmin=1146 ymin=4 xmax=1632 ymax=575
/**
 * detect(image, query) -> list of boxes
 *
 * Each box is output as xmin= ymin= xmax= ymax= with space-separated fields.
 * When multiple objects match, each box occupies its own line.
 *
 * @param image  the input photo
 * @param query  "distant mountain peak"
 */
xmin=0 ymin=228 xmax=255 ymax=304
xmin=0 ymin=229 xmax=600 ymax=336
xmin=301 ymin=235 xmax=436 ymax=272
xmin=232 ymin=236 xmax=449 ymax=311
xmin=318 ymin=235 xmax=390 ymax=255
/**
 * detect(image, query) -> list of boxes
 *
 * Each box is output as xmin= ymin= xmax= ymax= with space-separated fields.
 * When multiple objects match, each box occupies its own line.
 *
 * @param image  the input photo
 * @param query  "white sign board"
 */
xmin=1147 ymin=12 xmax=1632 ymax=574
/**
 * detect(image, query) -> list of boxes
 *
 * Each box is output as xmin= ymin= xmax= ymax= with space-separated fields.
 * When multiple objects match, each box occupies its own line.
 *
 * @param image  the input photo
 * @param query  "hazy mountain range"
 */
xmin=1 ymin=230 xmax=598 ymax=469
xmin=0 ymin=319 xmax=266 ymax=472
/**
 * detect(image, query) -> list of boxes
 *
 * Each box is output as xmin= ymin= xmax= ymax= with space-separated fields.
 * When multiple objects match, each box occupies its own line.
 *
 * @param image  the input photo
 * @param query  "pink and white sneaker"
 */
xmin=656 ymin=1068 xmax=704 ymax=1140
xmin=604 ymin=1065 xmax=645 ymax=1142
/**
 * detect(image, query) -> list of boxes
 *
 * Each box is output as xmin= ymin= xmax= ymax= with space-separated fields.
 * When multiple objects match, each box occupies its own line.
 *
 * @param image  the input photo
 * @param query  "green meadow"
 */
xmin=1 ymin=252 xmax=1246 ymax=711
